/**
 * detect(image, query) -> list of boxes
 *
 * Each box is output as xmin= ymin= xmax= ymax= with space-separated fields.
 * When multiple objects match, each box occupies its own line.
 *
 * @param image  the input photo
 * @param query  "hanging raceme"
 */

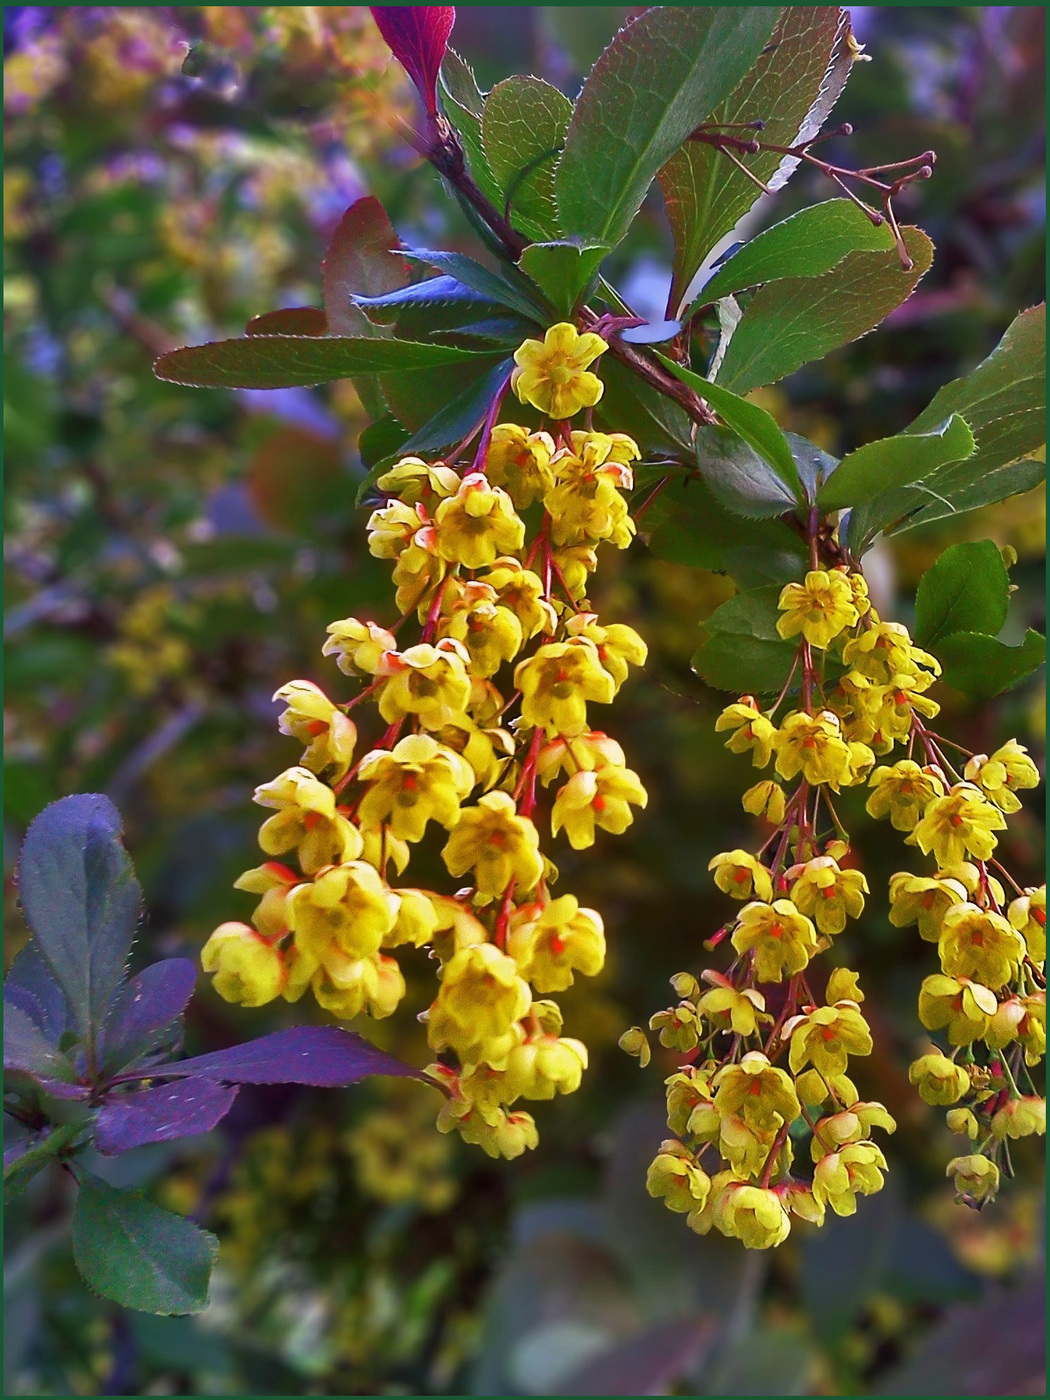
xmin=202 ymin=325 xmax=651 ymax=1158
xmin=629 ymin=563 xmax=1045 ymax=1248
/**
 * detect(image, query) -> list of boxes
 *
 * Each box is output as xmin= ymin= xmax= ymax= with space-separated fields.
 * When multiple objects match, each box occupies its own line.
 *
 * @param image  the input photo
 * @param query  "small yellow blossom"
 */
xmin=563 ymin=613 xmax=648 ymax=690
xmin=741 ymin=779 xmax=787 ymax=824
xmin=504 ymin=1035 xmax=588 ymax=1100
xmin=322 ymin=617 xmax=397 ymax=678
xmin=647 ymin=1142 xmax=712 ymax=1213
xmin=273 ymin=680 xmax=356 ymax=779
xmin=772 ymin=710 xmax=853 ymax=788
xmin=311 ymin=951 xmax=405 ymax=1020
xmin=918 ymin=973 xmax=998 ymax=1044
xmin=515 ymin=637 xmax=616 ymax=736
xmin=732 ymin=899 xmax=818 ymax=982
xmin=441 ymin=791 xmax=544 ymax=897
xmin=649 ymin=1002 xmax=701 ymax=1051
xmin=713 ymin=1051 xmax=801 ymax=1131
xmin=433 ymin=472 xmax=525 ymax=569
xmin=946 ymin=1153 xmax=999 ymax=1206
xmin=511 ymin=323 xmax=608 ymax=419
xmin=991 ymin=1096 xmax=1045 ymax=1140
xmin=812 ymin=1141 xmax=887 ymax=1216
xmin=909 ymin=784 xmax=1007 ymax=866
xmin=710 ymin=850 xmax=775 ymax=903
xmin=441 ymin=590 xmax=524 ymax=678
xmin=618 ymin=1025 xmax=651 ymax=1067
xmin=287 ymin=861 xmax=400 ymax=962
xmin=357 ymin=733 xmax=475 ymax=842
xmin=254 ymin=767 xmax=363 ymax=873
xmin=937 ymin=903 xmax=1025 ymax=988
xmin=786 ymin=1003 xmax=872 ymax=1077
xmin=714 ymin=1182 xmax=792 ymax=1248
xmin=551 ymin=766 xmax=647 ymax=848
xmin=777 ymin=569 xmax=859 ymax=648
xmin=427 ymin=942 xmax=531 ymax=1063
xmin=888 ymin=870 xmax=970 ymax=941
xmin=483 ymin=424 xmax=555 ymax=508
xmin=202 ymin=923 xmax=285 ymax=1007
xmin=908 ymin=1053 xmax=971 ymax=1105
xmin=480 ymin=558 xmax=557 ymax=639
xmin=377 ymin=456 xmax=460 ymax=503
xmin=1007 ymin=886 xmax=1046 ymax=964
xmin=946 ymin=1108 xmax=980 ymax=1138
xmin=376 ymin=640 xmax=472 ymax=728
xmin=789 ymin=857 xmax=868 ymax=935
xmin=866 ymin=760 xmax=947 ymax=831
xmin=716 ymin=697 xmax=777 ymax=768
xmin=696 ymin=973 xmax=770 ymax=1038
xmin=964 ymin=740 xmax=1040 ymax=814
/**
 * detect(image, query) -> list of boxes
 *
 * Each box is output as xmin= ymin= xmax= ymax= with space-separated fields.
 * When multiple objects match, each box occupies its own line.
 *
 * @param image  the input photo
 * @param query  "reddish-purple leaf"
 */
xmin=246 ymin=307 xmax=328 ymax=337
xmin=559 ymin=1317 xmax=717 ymax=1396
xmin=138 ymin=1025 xmax=423 ymax=1087
xmin=94 ymin=1079 xmax=238 ymax=1155
xmin=370 ymin=6 xmax=455 ymax=116
xmin=101 ymin=959 xmax=198 ymax=1073
xmin=321 ymin=195 xmax=409 ymax=337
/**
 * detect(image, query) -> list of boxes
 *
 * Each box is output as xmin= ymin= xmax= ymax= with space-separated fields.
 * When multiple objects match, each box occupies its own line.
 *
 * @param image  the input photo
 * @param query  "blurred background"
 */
xmin=3 ymin=7 xmax=1045 ymax=1395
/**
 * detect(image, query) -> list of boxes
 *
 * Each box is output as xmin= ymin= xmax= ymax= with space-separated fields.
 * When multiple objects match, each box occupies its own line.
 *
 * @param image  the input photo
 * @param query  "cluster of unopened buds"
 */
xmin=627 ymin=565 xmax=1045 ymax=1248
xmin=203 ymin=324 xmax=651 ymax=1157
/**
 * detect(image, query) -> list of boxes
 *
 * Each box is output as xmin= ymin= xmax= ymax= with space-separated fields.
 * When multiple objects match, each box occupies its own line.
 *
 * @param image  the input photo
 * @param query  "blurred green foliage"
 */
xmin=4 ymin=7 xmax=1045 ymax=1395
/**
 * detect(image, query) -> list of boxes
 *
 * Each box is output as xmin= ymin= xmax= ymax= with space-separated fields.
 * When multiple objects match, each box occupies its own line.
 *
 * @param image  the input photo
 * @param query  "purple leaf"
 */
xmin=370 ymin=6 xmax=455 ymax=116
xmin=4 ymin=940 xmax=71 ymax=1041
xmin=559 ymin=1317 xmax=717 ymax=1396
xmin=246 ymin=307 xmax=328 ymax=337
xmin=136 ymin=1025 xmax=423 ymax=1087
xmin=94 ymin=1079 xmax=238 ymax=1155
xmin=4 ymin=1000 xmax=79 ymax=1085
xmin=101 ymin=959 xmax=197 ymax=1074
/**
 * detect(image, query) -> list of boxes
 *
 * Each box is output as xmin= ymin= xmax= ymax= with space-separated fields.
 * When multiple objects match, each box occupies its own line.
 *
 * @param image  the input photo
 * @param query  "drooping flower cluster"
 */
xmin=202 ymin=326 xmax=649 ymax=1157
xmin=630 ymin=564 xmax=1042 ymax=1247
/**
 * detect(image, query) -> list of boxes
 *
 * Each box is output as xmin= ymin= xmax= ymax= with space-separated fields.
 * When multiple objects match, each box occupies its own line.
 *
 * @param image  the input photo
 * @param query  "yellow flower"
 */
xmin=772 ymin=710 xmax=853 ymax=788
xmin=376 ymin=639 xmax=472 ymax=728
xmin=550 ymin=766 xmax=647 ymax=848
xmin=537 ymin=730 xmax=626 ymax=785
xmin=376 ymin=455 xmax=460 ymax=503
xmin=504 ymin=1035 xmax=588 ymax=1100
xmin=511 ymin=322 xmax=608 ymax=420
xmin=918 ymin=973 xmax=998 ymax=1044
xmin=713 ymin=1051 xmax=800 ymax=1133
xmin=1007 ymin=886 xmax=1046 ymax=964
xmin=826 ymin=967 xmax=865 ymax=1004
xmin=649 ymin=1002 xmax=701 ymax=1052
xmin=810 ymin=1100 xmax=895 ymax=1154
xmin=946 ymin=1108 xmax=980 ymax=1138
xmin=618 ymin=1025 xmax=651 ymax=1068
xmin=391 ymin=537 xmax=443 ymax=617
xmin=732 ymin=899 xmax=818 ymax=982
xmin=568 ymin=429 xmax=641 ymax=471
xmin=776 ymin=570 xmax=859 ymax=649
xmin=441 ymin=592 xmax=524 ymax=678
xmin=789 ymin=857 xmax=868 ymax=935
xmin=563 ymin=613 xmax=648 ymax=691
xmin=366 ymin=498 xmax=425 ymax=559
xmin=786 ymin=1003 xmax=872 ymax=1077
xmin=507 ymin=895 xmax=606 ymax=991
xmin=946 ymin=1153 xmax=999 ymax=1206
xmin=483 ymin=424 xmax=556 ymax=508
xmin=909 ymin=784 xmax=1007 ymax=866
xmin=254 ymin=767 xmax=363 ymax=873
xmin=741 ymin=779 xmax=787 ymax=824
xmin=709 ymin=850 xmax=775 ymax=903
xmin=441 ymin=791 xmax=544 ymax=897
xmin=427 ymin=942 xmax=532 ymax=1063
xmin=843 ymin=617 xmax=939 ymax=686
xmin=515 ymin=637 xmax=616 ymax=736
xmin=273 ymin=679 xmax=356 ymax=779
xmin=287 ymin=861 xmax=400 ymax=962
xmin=311 ymin=951 xmax=405 ymax=1020
xmin=696 ymin=974 xmax=770 ymax=1038
xmin=552 ymin=542 xmax=598 ymax=598
xmin=964 ymin=740 xmax=1040 ymax=814
xmin=937 ymin=903 xmax=1025 ymax=988
xmin=908 ymin=1052 xmax=971 ymax=1105
xmin=1017 ymin=992 xmax=1046 ymax=1064
xmin=991 ymin=1096 xmax=1045 ymax=1140
xmin=646 ymin=1142 xmax=712 ymax=1213
xmin=713 ymin=1182 xmax=792 ymax=1249
xmin=437 ymin=1099 xmax=539 ymax=1159
xmin=866 ymin=760 xmax=947 ymax=831
xmin=888 ymin=870 xmax=970 ymax=941
xmin=480 ymin=558 xmax=557 ymax=640
xmin=357 ymin=733 xmax=475 ymax=842
xmin=233 ymin=862 xmax=299 ymax=937
xmin=433 ymin=472 xmax=525 ymax=569
xmin=322 ymin=617 xmax=397 ymax=678
xmin=202 ymin=923 xmax=285 ymax=1007
xmin=384 ymin=888 xmax=440 ymax=949
xmin=545 ymin=448 xmax=635 ymax=548
xmin=715 ymin=697 xmax=777 ymax=768
xmin=812 ymin=1141 xmax=887 ymax=1216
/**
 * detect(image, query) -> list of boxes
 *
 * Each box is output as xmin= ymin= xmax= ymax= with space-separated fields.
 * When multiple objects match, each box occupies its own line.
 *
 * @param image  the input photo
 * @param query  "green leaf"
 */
xmin=845 ymin=304 xmax=1046 ymax=545
xmin=691 ymin=587 xmax=799 ymax=694
xmin=154 ymin=336 xmax=492 ymax=390
xmin=438 ymin=51 xmax=503 ymax=208
xmin=519 ymin=241 xmax=609 ymax=318
xmin=481 ymin=76 xmax=573 ymax=241
xmin=913 ymin=541 xmax=1010 ymax=648
xmin=817 ymin=414 xmax=975 ymax=511
xmin=936 ymin=630 xmax=1045 ymax=702
xmin=3 ymin=1001 xmax=78 ymax=1086
xmin=397 ymin=250 xmax=546 ymax=323
xmin=660 ymin=8 xmax=856 ymax=312
xmin=4 ymin=1122 xmax=80 ymax=1204
xmin=655 ymin=353 xmax=805 ymax=503
xmin=696 ymin=426 xmax=799 ymax=518
xmin=642 ymin=473 xmax=806 ymax=570
xmin=596 ymin=358 xmax=694 ymax=456
xmin=697 ymin=199 xmax=896 ymax=308
xmin=72 ymin=1172 xmax=218 ymax=1315
xmin=17 ymin=796 xmax=141 ymax=1043
xmin=717 ymin=227 xmax=934 ymax=395
xmin=556 ymin=7 xmax=778 ymax=249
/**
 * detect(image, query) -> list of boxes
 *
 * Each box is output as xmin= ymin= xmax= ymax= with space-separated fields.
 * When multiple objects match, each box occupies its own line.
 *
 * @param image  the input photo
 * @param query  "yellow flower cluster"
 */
xmin=633 ymin=563 xmax=1041 ymax=1245
xmin=202 ymin=326 xmax=649 ymax=1157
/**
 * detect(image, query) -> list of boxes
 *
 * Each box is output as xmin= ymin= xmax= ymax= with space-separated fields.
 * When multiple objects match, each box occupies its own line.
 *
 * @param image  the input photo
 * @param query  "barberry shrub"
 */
xmin=155 ymin=6 xmax=1045 ymax=1248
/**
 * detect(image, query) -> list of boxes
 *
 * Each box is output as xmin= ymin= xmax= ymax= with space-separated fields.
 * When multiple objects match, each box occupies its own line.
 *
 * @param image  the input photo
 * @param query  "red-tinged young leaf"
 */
xmin=246 ymin=307 xmax=327 ymax=337
xmin=100 ymin=958 xmax=198 ymax=1075
xmin=370 ymin=6 xmax=455 ymax=116
xmin=134 ymin=1025 xmax=425 ymax=1087
xmin=321 ymin=196 xmax=408 ymax=337
xmin=94 ymin=1079 xmax=238 ymax=1155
